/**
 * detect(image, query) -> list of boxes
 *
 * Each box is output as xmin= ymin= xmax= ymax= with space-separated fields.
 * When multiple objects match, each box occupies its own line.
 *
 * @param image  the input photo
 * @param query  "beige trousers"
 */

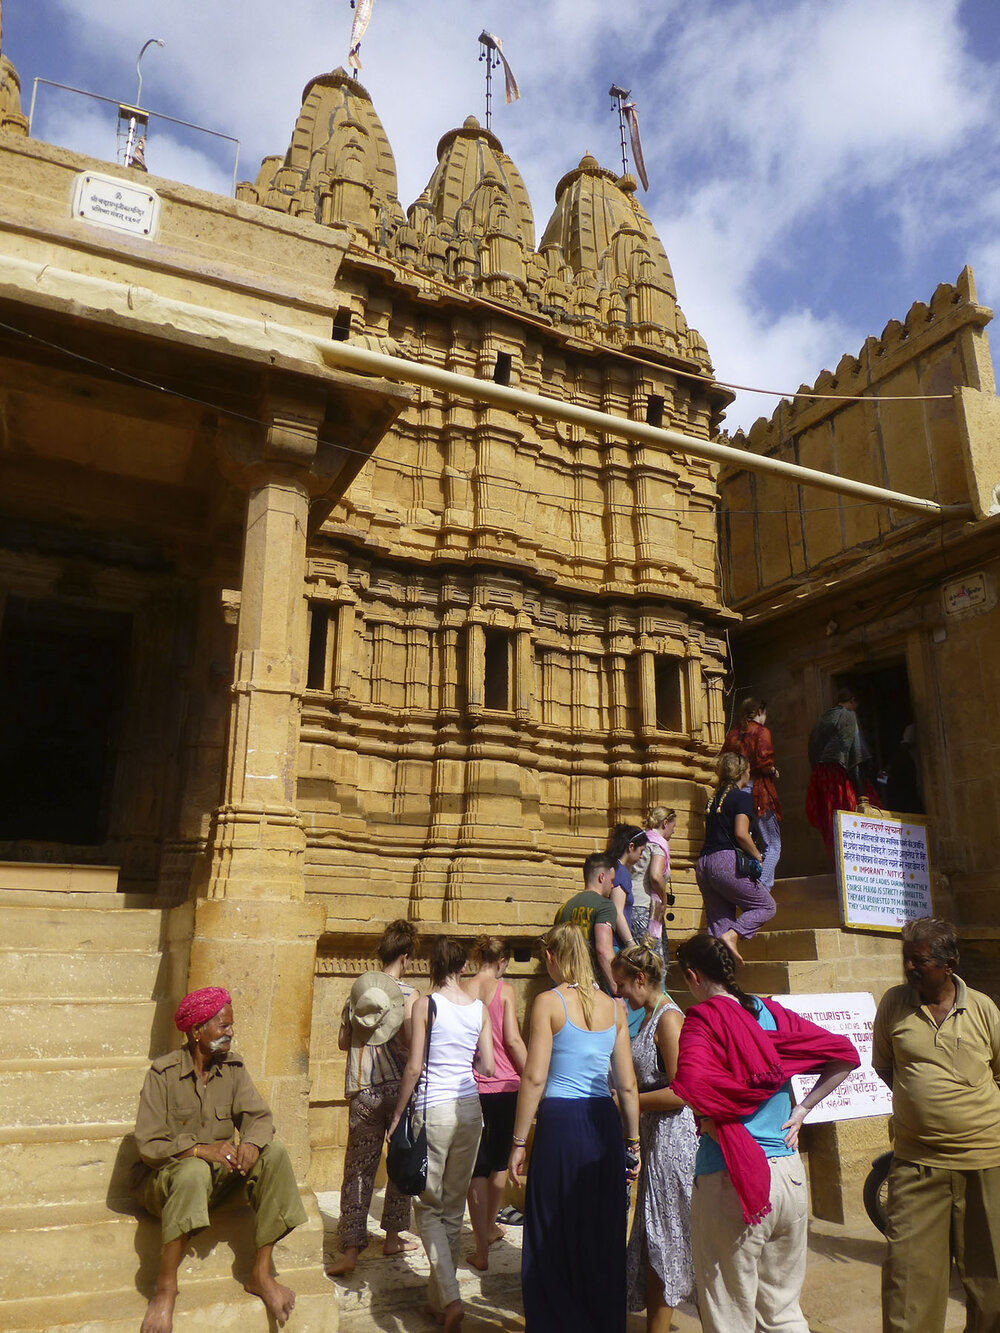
xmin=413 ymin=1096 xmax=483 ymax=1312
xmin=691 ymin=1152 xmax=809 ymax=1333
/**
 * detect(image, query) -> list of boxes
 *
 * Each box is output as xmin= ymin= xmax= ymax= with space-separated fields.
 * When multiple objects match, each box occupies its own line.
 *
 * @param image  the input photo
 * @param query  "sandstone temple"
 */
xmin=1 ymin=30 xmax=1000 ymax=1332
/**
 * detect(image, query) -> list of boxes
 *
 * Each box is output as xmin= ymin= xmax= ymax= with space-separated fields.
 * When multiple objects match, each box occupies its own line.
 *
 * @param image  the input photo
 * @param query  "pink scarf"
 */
xmin=671 ymin=995 xmax=860 ymax=1224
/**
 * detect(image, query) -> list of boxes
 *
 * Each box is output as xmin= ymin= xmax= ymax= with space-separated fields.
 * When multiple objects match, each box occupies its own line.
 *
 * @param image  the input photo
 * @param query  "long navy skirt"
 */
xmin=522 ymin=1096 xmax=627 ymax=1332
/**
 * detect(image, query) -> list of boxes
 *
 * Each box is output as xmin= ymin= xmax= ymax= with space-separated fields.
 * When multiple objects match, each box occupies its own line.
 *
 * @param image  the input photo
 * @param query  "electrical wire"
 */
xmin=346 ymin=241 xmax=954 ymax=406
xmin=0 ymin=314 xmax=952 ymax=526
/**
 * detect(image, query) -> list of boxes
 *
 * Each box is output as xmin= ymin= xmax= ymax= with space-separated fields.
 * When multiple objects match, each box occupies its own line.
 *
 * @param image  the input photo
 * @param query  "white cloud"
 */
xmin=26 ymin=0 xmax=1000 ymax=430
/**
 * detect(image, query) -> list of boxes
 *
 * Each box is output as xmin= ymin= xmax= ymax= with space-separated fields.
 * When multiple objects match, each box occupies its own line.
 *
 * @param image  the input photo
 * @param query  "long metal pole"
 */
xmin=318 ymin=339 xmax=972 ymax=518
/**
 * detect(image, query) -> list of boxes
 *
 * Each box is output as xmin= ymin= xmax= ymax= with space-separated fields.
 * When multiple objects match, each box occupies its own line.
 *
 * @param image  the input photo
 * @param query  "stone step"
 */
xmin=0 ymin=998 xmax=160 ymax=1061
xmin=0 ymin=1060 xmax=148 ymax=1127
xmin=0 ymin=948 xmax=163 ymax=1000
xmin=0 ymin=1194 xmax=325 ymax=1298
xmin=1 ymin=1267 xmax=333 ymax=1333
xmin=0 ymin=898 xmax=165 ymax=951
xmin=738 ymin=954 xmax=898 ymax=999
xmin=0 ymin=865 xmax=121 ymax=894
xmin=741 ymin=927 xmax=902 ymax=965
xmin=764 ymin=892 xmax=843 ymax=932
xmin=0 ymin=1126 xmax=135 ymax=1209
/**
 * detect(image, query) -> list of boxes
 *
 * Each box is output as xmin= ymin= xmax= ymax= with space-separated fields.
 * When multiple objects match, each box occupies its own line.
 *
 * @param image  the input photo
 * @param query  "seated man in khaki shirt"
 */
xmin=131 ymin=986 xmax=307 ymax=1333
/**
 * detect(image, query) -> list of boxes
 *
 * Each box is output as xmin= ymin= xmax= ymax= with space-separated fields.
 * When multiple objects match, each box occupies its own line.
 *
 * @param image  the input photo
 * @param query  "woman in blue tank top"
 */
xmin=507 ymin=922 xmax=640 ymax=1332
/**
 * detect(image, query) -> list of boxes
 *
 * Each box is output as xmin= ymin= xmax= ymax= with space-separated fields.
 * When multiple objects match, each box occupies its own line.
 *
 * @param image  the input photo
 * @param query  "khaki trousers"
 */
xmin=413 ymin=1096 xmax=483 ymax=1312
xmin=882 ymin=1158 xmax=1000 ymax=1333
xmin=691 ymin=1153 xmax=809 ymax=1333
xmin=137 ymin=1139 xmax=307 ymax=1249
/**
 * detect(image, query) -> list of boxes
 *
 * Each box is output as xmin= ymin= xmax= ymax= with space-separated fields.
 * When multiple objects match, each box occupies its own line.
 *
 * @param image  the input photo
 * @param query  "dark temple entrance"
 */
xmin=0 ymin=596 xmax=132 ymax=844
xmin=834 ymin=658 xmax=923 ymax=814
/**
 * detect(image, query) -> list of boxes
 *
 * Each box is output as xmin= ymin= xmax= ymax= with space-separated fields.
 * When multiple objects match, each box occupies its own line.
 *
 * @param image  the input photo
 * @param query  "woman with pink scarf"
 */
xmin=671 ymin=935 xmax=859 ymax=1333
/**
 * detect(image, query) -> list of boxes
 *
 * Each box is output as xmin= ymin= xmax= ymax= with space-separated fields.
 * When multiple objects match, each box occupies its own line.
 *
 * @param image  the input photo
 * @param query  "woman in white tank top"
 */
xmin=391 ymin=938 xmax=493 ymax=1332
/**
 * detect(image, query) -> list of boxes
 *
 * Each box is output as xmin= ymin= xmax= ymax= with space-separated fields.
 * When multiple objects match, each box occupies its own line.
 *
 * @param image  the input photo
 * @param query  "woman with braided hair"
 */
xmin=612 ymin=944 xmax=697 ymax=1333
xmin=695 ymin=752 xmax=775 ymax=964
xmin=671 ymin=935 xmax=859 ymax=1333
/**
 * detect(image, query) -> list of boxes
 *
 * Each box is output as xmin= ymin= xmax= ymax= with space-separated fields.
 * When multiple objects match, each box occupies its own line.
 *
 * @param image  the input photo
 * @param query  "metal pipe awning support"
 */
xmin=321 ymin=339 xmax=973 ymax=520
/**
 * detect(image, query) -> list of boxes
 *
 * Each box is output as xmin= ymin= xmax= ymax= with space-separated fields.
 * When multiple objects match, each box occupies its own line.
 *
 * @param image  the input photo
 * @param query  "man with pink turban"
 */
xmin=131 ymin=987 xmax=306 ymax=1333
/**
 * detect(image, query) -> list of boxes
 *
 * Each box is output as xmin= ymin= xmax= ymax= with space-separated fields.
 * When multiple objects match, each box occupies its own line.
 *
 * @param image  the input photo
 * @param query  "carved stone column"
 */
xmin=188 ymin=394 xmax=329 ymax=1176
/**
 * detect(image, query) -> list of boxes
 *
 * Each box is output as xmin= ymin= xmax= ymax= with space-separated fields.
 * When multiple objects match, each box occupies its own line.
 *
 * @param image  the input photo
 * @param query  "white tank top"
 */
xmin=418 ymin=993 xmax=483 ymax=1107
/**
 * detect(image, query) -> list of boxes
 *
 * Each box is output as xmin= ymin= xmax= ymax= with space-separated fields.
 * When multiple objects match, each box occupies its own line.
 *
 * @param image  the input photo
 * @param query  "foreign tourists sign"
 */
xmin=834 ymin=810 xmax=933 ymax=931
xmin=776 ymin=992 xmax=892 ymax=1123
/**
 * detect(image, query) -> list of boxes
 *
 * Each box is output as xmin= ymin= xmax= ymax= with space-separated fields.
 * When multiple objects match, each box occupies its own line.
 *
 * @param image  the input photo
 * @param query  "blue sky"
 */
xmin=5 ymin=0 xmax=1000 ymax=431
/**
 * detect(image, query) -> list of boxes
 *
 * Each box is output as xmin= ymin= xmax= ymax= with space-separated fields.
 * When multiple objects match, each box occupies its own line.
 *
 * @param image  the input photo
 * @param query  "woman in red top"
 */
xmin=722 ymin=698 xmax=782 ymax=890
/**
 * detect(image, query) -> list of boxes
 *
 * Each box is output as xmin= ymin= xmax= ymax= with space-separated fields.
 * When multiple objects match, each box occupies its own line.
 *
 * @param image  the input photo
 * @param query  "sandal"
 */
xmin=496 ymin=1205 xmax=524 ymax=1226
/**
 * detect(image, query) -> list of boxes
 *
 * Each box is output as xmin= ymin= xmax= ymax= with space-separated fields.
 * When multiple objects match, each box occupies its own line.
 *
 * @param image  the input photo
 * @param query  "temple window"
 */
xmin=307 ymin=606 xmax=330 ymax=690
xmin=654 ymin=654 xmax=684 ymax=732
xmin=483 ymin=628 xmax=513 ymax=711
xmin=645 ymin=394 xmax=665 ymax=429
xmin=493 ymin=352 xmax=513 ymax=385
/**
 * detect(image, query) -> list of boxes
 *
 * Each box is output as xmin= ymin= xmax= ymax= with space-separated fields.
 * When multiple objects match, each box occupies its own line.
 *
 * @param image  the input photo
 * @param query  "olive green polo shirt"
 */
xmin=872 ymin=974 xmax=1000 ymax=1170
xmin=133 ymin=1047 xmax=274 ymax=1173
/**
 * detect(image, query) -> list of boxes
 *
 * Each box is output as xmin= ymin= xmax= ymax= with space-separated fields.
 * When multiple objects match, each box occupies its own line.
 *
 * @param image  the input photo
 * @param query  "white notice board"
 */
xmin=775 ymin=992 xmax=892 ymax=1123
xmin=835 ymin=810 xmax=933 ymax=931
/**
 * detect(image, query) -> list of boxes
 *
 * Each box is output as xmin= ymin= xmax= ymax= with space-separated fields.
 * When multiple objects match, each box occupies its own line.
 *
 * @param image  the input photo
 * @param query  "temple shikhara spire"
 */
xmin=0 ymin=0 xmax=28 ymax=136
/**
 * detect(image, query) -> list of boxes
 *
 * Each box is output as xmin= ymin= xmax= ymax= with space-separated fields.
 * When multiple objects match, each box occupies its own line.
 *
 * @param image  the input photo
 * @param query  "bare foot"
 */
xmin=141 ymin=1283 xmax=177 ymax=1333
xmin=245 ymin=1273 xmax=296 ymax=1324
xmin=468 ymin=1251 xmax=489 ymax=1271
xmin=720 ymin=930 xmax=745 ymax=966
xmin=325 ymin=1245 xmax=359 ymax=1275
xmin=489 ymin=1222 xmax=505 ymax=1245
xmin=382 ymin=1235 xmax=419 ymax=1257
xmin=423 ymin=1303 xmax=446 ymax=1325
xmin=443 ymin=1298 xmax=464 ymax=1331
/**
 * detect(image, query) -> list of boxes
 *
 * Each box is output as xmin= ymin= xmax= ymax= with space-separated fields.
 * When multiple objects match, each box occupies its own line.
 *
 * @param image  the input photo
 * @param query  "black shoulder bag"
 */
xmin=386 ymin=997 xmax=436 ymax=1196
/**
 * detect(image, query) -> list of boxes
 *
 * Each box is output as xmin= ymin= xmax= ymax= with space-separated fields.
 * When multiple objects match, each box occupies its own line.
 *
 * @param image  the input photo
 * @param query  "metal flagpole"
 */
xmin=479 ymin=32 xmax=499 ymax=131
xmin=610 ymin=84 xmax=630 ymax=177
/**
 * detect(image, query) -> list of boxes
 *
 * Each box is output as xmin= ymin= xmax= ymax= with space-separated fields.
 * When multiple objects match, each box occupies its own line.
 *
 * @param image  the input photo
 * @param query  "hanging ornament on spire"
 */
xmin=478 ymin=30 xmax=520 ymax=129
xmin=347 ymin=0 xmax=376 ymax=73
xmin=622 ymin=100 xmax=649 ymax=191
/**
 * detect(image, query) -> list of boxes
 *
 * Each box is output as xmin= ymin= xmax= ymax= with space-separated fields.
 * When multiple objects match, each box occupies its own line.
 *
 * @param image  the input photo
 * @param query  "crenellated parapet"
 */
xmin=719 ymin=268 xmax=997 ymax=610
xmin=733 ymin=268 xmax=992 ymax=456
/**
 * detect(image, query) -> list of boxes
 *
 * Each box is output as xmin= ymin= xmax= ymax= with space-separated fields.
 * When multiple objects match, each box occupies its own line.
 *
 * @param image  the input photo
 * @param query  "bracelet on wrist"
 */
xmin=625 ymin=1137 xmax=640 ymax=1146
xmin=511 ymin=1136 xmax=527 ymax=1147
xmin=192 ymin=1145 xmax=199 ymax=1159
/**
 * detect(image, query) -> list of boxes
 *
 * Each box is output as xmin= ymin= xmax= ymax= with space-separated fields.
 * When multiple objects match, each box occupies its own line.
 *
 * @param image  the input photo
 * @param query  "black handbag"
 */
xmin=386 ymin=998 xmax=435 ymax=1196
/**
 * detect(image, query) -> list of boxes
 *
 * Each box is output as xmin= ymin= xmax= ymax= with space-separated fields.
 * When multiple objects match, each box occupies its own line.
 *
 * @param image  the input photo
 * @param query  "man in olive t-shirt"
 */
xmin=873 ymin=917 xmax=1000 ymax=1333
xmin=554 ymin=852 xmax=618 ymax=994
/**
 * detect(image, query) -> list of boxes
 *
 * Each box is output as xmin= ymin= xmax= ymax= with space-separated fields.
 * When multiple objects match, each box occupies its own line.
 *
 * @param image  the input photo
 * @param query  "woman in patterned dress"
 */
xmin=613 ymin=944 xmax=697 ymax=1333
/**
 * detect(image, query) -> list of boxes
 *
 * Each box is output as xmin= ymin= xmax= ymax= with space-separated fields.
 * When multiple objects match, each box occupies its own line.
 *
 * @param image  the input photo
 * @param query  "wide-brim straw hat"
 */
xmin=349 ymin=971 xmax=405 ymax=1046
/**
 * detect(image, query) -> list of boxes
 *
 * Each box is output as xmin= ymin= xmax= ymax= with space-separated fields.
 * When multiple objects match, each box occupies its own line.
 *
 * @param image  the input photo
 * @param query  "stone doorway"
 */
xmin=0 ymin=595 xmax=131 ymax=844
xmin=833 ymin=658 xmax=922 ymax=813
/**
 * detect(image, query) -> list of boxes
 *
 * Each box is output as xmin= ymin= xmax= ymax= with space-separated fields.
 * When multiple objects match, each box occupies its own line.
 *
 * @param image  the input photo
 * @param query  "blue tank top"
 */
xmin=543 ymin=990 xmax=616 ymax=1099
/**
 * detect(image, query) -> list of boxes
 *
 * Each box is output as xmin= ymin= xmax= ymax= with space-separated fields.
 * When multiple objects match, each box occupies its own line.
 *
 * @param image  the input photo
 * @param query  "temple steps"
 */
xmin=0 ymin=997 xmax=159 ymax=1060
xmin=0 ymin=1194 xmax=324 ymax=1293
xmin=0 ymin=1126 xmax=134 ymax=1209
xmin=2 ymin=1273 xmax=333 ymax=1333
xmin=0 ymin=1059 xmax=149 ymax=1126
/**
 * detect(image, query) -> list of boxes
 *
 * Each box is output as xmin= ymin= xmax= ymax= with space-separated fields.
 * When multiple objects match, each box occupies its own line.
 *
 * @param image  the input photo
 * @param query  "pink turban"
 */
xmin=174 ymin=987 xmax=232 ymax=1033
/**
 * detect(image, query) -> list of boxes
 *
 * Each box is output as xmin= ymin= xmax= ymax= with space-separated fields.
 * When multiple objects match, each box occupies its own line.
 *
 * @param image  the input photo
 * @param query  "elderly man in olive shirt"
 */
xmin=872 ymin=918 xmax=1000 ymax=1333
xmin=132 ymin=986 xmax=307 ymax=1333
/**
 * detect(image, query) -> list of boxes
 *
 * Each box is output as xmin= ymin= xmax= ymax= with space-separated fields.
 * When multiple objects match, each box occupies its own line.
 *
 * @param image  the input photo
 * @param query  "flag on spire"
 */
xmin=622 ymin=101 xmax=649 ymax=191
xmin=347 ymin=0 xmax=375 ymax=72
xmin=479 ymin=31 xmax=520 ymax=104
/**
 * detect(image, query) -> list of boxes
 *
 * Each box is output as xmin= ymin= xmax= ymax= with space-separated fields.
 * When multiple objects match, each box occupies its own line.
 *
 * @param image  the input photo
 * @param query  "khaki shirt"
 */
xmin=872 ymin=975 xmax=1000 ymax=1170
xmin=133 ymin=1047 xmax=274 ymax=1174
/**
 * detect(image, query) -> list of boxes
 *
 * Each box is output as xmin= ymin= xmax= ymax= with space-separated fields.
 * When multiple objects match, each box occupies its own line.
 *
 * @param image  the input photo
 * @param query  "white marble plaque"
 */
xmin=72 ymin=171 xmax=160 ymax=239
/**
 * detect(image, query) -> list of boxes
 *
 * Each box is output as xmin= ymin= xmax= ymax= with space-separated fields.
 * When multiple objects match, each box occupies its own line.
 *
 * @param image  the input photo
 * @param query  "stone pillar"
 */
xmin=204 ymin=474 xmax=311 ymax=902
xmin=188 ymin=397 xmax=329 ymax=1178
